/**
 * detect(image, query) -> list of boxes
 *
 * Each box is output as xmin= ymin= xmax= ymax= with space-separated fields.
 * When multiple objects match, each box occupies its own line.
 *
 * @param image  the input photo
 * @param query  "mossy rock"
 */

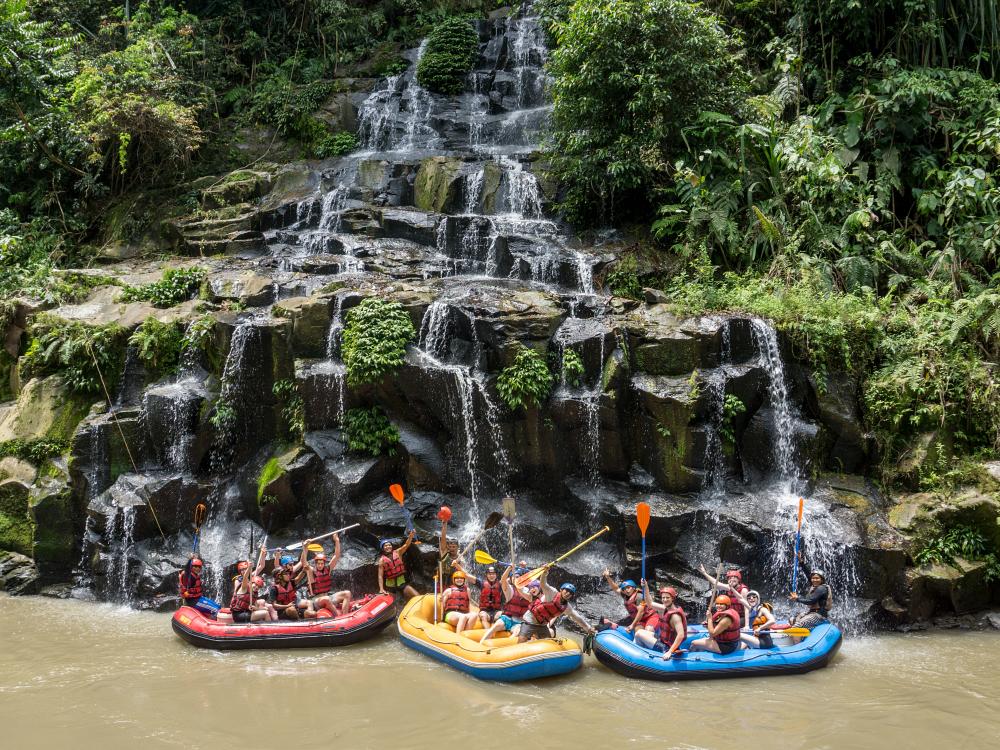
xmin=414 ymin=157 xmax=463 ymax=213
xmin=0 ymin=479 xmax=32 ymax=555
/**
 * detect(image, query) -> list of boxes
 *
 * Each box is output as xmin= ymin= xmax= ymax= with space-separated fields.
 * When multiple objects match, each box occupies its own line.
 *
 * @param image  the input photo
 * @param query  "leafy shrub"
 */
xmin=416 ymin=18 xmax=479 ymax=95
xmin=498 ymin=345 xmax=553 ymax=409
xmin=315 ymin=131 xmax=359 ymax=158
xmin=19 ymin=316 xmax=128 ymax=394
xmin=119 ymin=268 xmax=205 ymax=307
xmin=344 ymin=406 xmax=400 ymax=456
xmin=0 ymin=438 xmax=68 ymax=464
xmin=547 ymin=0 xmax=749 ymax=222
xmin=273 ymin=379 xmax=305 ymax=439
xmin=562 ymin=348 xmax=585 ymax=387
xmin=341 ymin=298 xmax=416 ymax=385
xmin=129 ymin=318 xmax=183 ymax=378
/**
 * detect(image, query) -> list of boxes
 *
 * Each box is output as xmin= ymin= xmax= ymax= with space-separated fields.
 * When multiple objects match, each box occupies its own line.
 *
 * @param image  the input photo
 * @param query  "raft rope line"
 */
xmin=86 ymin=342 xmax=167 ymax=542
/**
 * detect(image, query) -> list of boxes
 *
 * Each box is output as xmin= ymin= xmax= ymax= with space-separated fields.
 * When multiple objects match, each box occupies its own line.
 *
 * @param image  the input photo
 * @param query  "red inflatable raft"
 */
xmin=171 ymin=594 xmax=395 ymax=650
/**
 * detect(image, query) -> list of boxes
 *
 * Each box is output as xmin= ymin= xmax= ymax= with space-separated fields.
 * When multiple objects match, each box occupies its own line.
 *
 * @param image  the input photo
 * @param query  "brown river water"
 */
xmin=1 ymin=595 xmax=997 ymax=749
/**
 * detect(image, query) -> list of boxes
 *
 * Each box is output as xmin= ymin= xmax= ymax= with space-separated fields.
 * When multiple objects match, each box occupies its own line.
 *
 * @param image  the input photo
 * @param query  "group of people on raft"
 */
xmin=178 ymin=512 xmax=833 ymax=651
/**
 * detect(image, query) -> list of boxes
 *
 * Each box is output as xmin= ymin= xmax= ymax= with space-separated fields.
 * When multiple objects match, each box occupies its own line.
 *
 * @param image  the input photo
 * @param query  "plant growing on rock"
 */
xmin=273 ymin=379 xmax=305 ymax=440
xmin=129 ymin=318 xmax=183 ymax=378
xmin=19 ymin=316 xmax=127 ymax=394
xmin=344 ymin=406 xmax=400 ymax=457
xmin=498 ymin=345 xmax=554 ymax=410
xmin=341 ymin=298 xmax=415 ymax=385
xmin=118 ymin=267 xmax=205 ymax=307
xmin=416 ymin=17 xmax=479 ymax=95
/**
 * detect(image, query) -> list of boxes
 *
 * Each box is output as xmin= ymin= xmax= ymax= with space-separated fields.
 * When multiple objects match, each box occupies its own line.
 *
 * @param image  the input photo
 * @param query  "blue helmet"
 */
xmin=280 ymin=555 xmax=295 ymax=566
xmin=621 ymin=579 xmax=637 ymax=590
xmin=559 ymin=582 xmax=577 ymax=594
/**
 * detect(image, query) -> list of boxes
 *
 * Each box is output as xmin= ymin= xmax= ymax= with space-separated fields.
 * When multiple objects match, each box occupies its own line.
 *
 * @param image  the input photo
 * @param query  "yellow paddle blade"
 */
xmin=307 ymin=543 xmax=324 ymax=553
xmin=474 ymin=549 xmax=498 ymax=565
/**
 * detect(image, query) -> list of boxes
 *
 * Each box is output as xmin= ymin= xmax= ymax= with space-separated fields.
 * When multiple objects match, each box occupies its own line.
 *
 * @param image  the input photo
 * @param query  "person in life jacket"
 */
xmin=790 ymin=570 xmax=833 ymax=636
xmin=377 ymin=530 xmax=419 ymax=600
xmin=690 ymin=594 xmax=743 ymax=655
xmin=478 ymin=561 xmax=532 ymax=643
xmin=230 ymin=543 xmax=273 ymax=623
xmin=439 ymin=570 xmax=479 ymax=633
xmin=599 ymin=569 xmax=642 ymax=629
xmin=699 ymin=564 xmax=750 ymax=621
xmin=177 ymin=556 xmax=204 ymax=607
xmin=740 ymin=591 xmax=776 ymax=649
xmin=633 ymin=579 xmax=688 ymax=660
xmin=458 ymin=565 xmax=504 ymax=628
xmin=299 ymin=533 xmax=352 ymax=617
xmin=518 ymin=572 xmax=596 ymax=643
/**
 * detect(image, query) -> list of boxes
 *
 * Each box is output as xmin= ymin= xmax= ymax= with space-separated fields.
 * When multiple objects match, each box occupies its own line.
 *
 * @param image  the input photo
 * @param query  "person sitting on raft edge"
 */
xmin=689 ymin=594 xmax=742 ymax=654
xmin=378 ymin=530 xmax=419 ymax=600
xmin=598 ymin=568 xmax=642 ymax=630
xmin=789 ymin=569 xmax=832 ymax=637
xmin=634 ymin=579 xmax=687 ymax=659
xmin=518 ymin=570 xmax=596 ymax=643
xmin=178 ymin=555 xmax=204 ymax=608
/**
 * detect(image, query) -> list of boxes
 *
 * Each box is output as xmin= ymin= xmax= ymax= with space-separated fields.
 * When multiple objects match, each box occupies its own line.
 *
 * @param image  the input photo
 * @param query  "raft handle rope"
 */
xmin=87 ymin=341 xmax=166 ymax=542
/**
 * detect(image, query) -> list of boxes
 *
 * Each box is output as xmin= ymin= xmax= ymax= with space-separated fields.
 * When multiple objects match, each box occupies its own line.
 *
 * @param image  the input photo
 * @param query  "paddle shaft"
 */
xmin=285 ymin=523 xmax=360 ymax=551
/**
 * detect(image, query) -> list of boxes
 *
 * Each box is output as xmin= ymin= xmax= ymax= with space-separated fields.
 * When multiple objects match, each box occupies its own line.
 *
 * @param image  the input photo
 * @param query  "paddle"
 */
xmin=514 ymin=526 xmax=610 ymax=588
xmin=791 ymin=497 xmax=805 ymax=594
xmin=502 ymin=496 xmax=516 ymax=568
xmin=460 ymin=511 xmax=505 ymax=562
xmin=474 ymin=549 xmax=510 ymax=567
xmin=390 ymin=483 xmax=414 ymax=534
xmin=192 ymin=503 xmax=207 ymax=555
xmin=636 ymin=502 xmax=651 ymax=583
xmin=284 ymin=523 xmax=360 ymax=551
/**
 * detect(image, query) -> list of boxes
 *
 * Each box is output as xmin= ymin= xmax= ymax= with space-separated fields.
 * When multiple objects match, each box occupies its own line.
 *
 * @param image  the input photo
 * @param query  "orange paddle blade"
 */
xmin=637 ymin=502 xmax=651 ymax=536
xmin=796 ymin=497 xmax=804 ymax=529
xmin=389 ymin=483 xmax=405 ymax=505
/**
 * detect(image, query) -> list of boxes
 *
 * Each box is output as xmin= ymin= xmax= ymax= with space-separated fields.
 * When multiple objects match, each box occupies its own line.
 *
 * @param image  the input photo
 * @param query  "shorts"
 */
xmin=497 ymin=614 xmax=522 ymax=632
xmin=232 ymin=610 xmax=252 ymax=624
xmin=717 ymin=640 xmax=739 ymax=655
xmin=518 ymin=622 xmax=554 ymax=640
xmin=792 ymin=612 xmax=826 ymax=629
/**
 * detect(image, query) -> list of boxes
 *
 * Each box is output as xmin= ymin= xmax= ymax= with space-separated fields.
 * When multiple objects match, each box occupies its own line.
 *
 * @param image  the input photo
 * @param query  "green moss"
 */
xmin=257 ymin=457 xmax=285 ymax=505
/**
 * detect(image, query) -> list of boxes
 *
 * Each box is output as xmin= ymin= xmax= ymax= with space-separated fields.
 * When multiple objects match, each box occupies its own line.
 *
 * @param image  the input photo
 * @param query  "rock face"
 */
xmin=1 ymin=7 xmax=984 ymax=630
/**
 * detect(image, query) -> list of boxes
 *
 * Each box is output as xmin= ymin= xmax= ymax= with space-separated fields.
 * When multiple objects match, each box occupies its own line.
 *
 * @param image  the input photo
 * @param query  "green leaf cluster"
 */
xmin=341 ymin=298 xmax=415 ymax=386
xmin=118 ymin=267 xmax=205 ymax=307
xmin=19 ymin=315 xmax=127 ymax=394
xmin=344 ymin=406 xmax=400 ymax=456
xmin=498 ymin=345 xmax=553 ymax=410
xmin=416 ymin=17 xmax=478 ymax=95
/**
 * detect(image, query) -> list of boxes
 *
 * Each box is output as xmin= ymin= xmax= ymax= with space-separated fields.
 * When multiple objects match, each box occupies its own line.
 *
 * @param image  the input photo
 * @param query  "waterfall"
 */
xmin=750 ymin=318 xmax=797 ymax=484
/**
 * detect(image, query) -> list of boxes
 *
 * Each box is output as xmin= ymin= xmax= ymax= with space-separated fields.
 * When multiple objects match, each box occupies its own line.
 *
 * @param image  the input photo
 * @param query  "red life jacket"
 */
xmin=179 ymin=571 xmax=202 ymax=599
xmin=312 ymin=565 xmax=332 ymax=595
xmin=230 ymin=589 xmax=252 ymax=613
xmin=444 ymin=585 xmax=470 ymax=613
xmin=503 ymin=589 xmax=530 ymax=619
xmin=729 ymin=584 xmax=748 ymax=618
xmin=657 ymin=606 xmax=687 ymax=646
xmin=529 ymin=593 xmax=567 ymax=625
xmin=711 ymin=608 xmax=741 ymax=643
xmin=380 ymin=552 xmax=406 ymax=579
xmin=479 ymin=579 xmax=503 ymax=610
xmin=274 ymin=580 xmax=298 ymax=606
xmin=622 ymin=590 xmax=640 ymax=618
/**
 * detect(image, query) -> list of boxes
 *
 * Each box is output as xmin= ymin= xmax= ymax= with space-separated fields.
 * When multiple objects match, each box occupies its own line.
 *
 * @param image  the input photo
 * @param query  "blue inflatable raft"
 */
xmin=593 ymin=622 xmax=842 ymax=681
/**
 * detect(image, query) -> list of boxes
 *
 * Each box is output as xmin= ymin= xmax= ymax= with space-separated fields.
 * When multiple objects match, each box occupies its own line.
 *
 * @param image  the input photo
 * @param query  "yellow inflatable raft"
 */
xmin=397 ymin=594 xmax=583 ymax=681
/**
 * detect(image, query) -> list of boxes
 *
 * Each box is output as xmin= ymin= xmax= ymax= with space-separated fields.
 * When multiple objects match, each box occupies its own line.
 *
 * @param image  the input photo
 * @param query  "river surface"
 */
xmin=1 ymin=595 xmax=997 ymax=749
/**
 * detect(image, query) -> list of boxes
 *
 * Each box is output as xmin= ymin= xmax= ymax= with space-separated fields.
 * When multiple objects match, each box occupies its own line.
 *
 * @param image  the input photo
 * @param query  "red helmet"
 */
xmin=726 ymin=569 xmax=742 ymax=582
xmin=715 ymin=595 xmax=732 ymax=606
